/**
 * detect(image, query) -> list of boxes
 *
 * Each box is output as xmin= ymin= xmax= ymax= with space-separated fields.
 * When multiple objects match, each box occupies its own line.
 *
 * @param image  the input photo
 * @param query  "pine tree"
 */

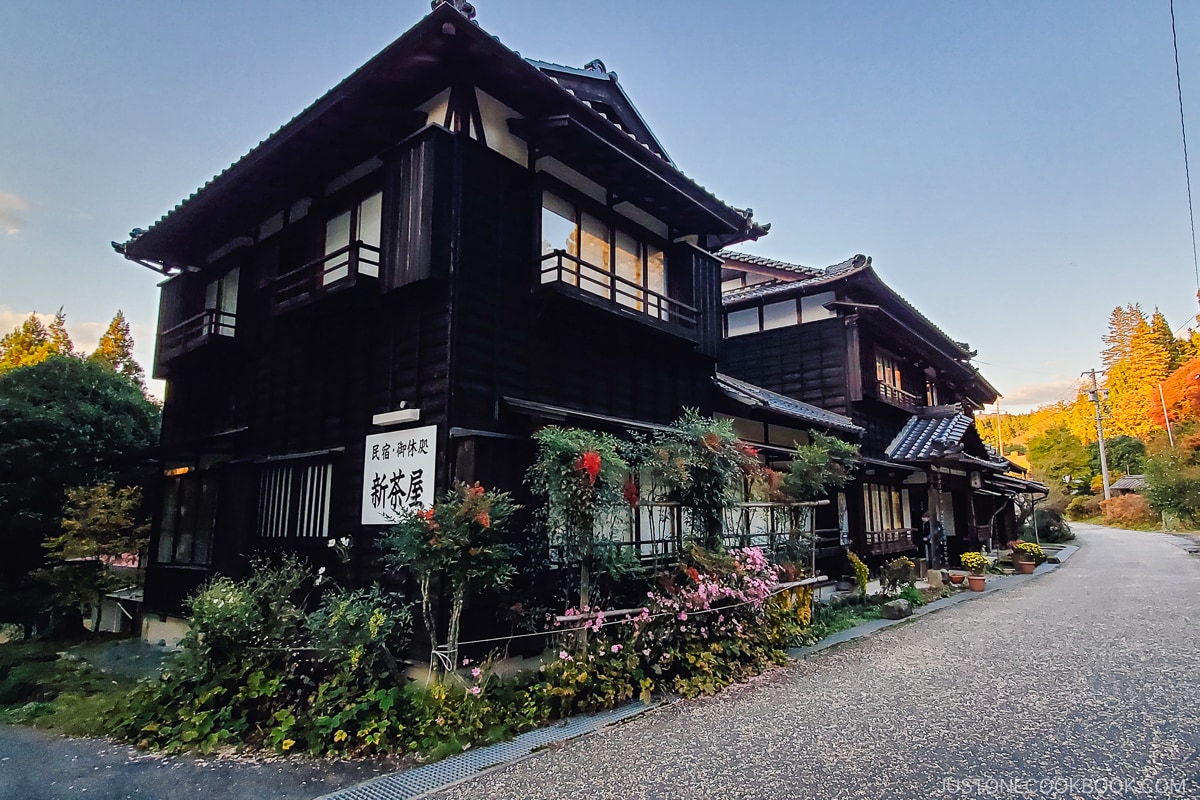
xmin=1149 ymin=308 xmax=1184 ymax=371
xmin=1101 ymin=304 xmax=1145 ymax=370
xmin=89 ymin=310 xmax=145 ymax=389
xmin=1106 ymin=317 xmax=1173 ymax=439
xmin=0 ymin=310 xmax=75 ymax=373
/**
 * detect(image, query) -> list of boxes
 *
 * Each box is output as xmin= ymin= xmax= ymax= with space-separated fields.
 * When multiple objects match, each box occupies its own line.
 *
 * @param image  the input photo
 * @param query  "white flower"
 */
xmin=327 ymin=539 xmax=336 ymax=548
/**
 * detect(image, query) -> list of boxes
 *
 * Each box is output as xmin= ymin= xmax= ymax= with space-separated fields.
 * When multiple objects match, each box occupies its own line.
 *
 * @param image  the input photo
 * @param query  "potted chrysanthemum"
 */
xmin=959 ymin=551 xmax=990 ymax=591
xmin=1011 ymin=540 xmax=1044 ymax=574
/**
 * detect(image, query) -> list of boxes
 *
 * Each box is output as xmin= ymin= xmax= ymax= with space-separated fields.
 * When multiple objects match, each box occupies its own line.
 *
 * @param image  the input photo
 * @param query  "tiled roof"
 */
xmin=720 ymin=255 xmax=981 ymax=363
xmin=717 ymin=250 xmax=823 ymax=277
xmin=122 ymin=4 xmax=767 ymax=260
xmin=886 ymin=409 xmax=974 ymax=462
xmin=722 ymin=255 xmax=869 ymax=303
xmin=1111 ymin=474 xmax=1147 ymax=491
xmin=714 ymin=374 xmax=863 ymax=435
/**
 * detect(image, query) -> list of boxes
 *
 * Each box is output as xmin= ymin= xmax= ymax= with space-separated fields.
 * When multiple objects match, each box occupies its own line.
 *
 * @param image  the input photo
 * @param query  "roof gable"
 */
xmin=527 ymin=59 xmax=672 ymax=164
xmin=119 ymin=3 xmax=767 ymax=265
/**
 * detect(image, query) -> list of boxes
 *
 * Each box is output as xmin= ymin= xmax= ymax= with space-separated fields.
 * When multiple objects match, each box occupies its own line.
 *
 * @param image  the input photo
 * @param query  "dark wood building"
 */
xmin=115 ymin=1 xmax=859 ymax=630
xmin=718 ymin=251 xmax=1045 ymax=568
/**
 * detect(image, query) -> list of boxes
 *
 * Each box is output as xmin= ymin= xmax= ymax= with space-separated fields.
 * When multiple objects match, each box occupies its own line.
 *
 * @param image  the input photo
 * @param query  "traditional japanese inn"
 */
xmin=115 ymin=0 xmax=1042 ymax=637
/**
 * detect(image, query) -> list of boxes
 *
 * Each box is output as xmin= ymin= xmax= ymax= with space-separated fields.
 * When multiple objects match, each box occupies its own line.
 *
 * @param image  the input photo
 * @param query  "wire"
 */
xmin=1171 ymin=0 xmax=1200 ymax=296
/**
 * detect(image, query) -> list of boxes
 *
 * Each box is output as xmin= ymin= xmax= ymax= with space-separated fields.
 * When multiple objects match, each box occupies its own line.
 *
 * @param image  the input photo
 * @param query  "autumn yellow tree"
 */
xmin=0 ymin=310 xmax=74 ymax=372
xmin=89 ymin=310 xmax=145 ymax=389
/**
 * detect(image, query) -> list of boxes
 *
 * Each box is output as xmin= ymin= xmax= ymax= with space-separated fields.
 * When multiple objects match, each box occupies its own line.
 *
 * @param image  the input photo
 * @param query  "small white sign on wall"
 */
xmin=361 ymin=425 xmax=437 ymax=524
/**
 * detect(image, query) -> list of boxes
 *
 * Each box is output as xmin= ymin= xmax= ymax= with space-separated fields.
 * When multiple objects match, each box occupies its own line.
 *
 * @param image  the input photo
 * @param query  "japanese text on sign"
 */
xmin=361 ymin=425 xmax=436 ymax=524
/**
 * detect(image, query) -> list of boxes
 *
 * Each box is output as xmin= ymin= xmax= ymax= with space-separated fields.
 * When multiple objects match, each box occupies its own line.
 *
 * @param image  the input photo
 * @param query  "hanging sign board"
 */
xmin=361 ymin=425 xmax=437 ymax=524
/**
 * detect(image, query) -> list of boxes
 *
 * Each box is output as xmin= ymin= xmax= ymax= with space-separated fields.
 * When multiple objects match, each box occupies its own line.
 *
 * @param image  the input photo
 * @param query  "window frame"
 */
xmin=861 ymin=483 xmax=911 ymax=533
xmin=157 ymin=471 xmax=218 ymax=566
xmin=537 ymin=176 xmax=672 ymax=317
xmin=256 ymin=458 xmax=334 ymax=540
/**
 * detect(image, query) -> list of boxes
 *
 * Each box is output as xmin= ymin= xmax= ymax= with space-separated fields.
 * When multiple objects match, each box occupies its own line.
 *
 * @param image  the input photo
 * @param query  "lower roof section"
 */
xmin=714 ymin=373 xmax=862 ymax=435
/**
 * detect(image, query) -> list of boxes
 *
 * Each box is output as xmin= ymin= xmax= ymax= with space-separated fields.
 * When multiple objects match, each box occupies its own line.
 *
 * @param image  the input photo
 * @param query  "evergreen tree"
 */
xmin=0 ymin=310 xmax=75 ymax=372
xmin=1149 ymin=308 xmax=1184 ymax=371
xmin=1106 ymin=317 xmax=1173 ymax=439
xmin=1101 ymin=304 xmax=1145 ymax=370
xmin=89 ymin=310 xmax=145 ymax=389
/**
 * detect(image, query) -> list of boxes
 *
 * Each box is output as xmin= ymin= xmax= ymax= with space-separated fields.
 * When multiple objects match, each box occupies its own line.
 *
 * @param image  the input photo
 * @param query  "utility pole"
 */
xmin=1084 ymin=369 xmax=1112 ymax=500
xmin=994 ymin=401 xmax=1004 ymax=457
xmin=1159 ymin=382 xmax=1176 ymax=449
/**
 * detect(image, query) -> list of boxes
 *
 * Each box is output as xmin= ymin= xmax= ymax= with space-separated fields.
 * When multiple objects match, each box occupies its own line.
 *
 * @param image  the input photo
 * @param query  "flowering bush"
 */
xmin=1011 ymin=540 xmax=1045 ymax=564
xmin=846 ymin=551 xmax=869 ymax=594
xmin=959 ymin=551 xmax=989 ymax=574
xmin=381 ymin=482 xmax=517 ymax=665
xmin=527 ymin=427 xmax=631 ymax=609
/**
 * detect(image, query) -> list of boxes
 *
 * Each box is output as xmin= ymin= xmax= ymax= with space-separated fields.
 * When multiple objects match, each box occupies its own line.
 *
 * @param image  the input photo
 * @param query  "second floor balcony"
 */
xmin=538 ymin=249 xmax=698 ymax=337
xmin=158 ymin=308 xmax=236 ymax=366
xmin=876 ymin=380 xmax=923 ymax=412
xmin=272 ymin=241 xmax=382 ymax=313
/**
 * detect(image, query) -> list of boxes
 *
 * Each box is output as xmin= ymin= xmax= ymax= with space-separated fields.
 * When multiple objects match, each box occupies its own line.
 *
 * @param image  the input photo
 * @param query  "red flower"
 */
xmin=575 ymin=451 xmax=602 ymax=485
xmin=622 ymin=475 xmax=640 ymax=507
xmin=419 ymin=508 xmax=436 ymax=521
xmin=475 ymin=511 xmax=491 ymax=529
xmin=469 ymin=483 xmax=486 ymax=497
xmin=739 ymin=442 xmax=759 ymax=458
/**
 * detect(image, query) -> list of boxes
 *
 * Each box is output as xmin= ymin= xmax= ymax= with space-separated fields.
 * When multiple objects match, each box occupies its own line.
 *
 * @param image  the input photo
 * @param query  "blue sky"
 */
xmin=1 ymin=1 xmax=1197 ymax=411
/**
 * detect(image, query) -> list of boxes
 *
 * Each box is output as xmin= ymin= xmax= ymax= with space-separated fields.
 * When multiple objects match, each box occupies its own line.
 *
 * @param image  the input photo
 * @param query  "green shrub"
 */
xmin=898 ymin=584 xmax=926 ymax=607
xmin=880 ymin=556 xmax=916 ymax=595
xmin=1065 ymin=495 xmax=1101 ymax=520
xmin=120 ymin=557 xmax=412 ymax=757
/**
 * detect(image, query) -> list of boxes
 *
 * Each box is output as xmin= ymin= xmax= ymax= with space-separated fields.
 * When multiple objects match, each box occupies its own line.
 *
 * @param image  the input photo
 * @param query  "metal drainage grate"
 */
xmin=316 ymin=700 xmax=657 ymax=800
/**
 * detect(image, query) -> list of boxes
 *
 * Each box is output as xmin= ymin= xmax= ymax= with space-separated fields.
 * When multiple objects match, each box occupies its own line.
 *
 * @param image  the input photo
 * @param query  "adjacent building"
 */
xmin=718 ymin=251 xmax=1045 ymax=567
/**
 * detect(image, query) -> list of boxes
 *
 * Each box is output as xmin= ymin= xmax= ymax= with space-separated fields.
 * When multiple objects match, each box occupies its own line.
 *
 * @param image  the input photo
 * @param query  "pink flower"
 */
xmin=559 ymin=650 xmax=573 ymax=661
xmin=678 ymin=612 xmax=688 ymax=621
xmin=462 ymin=658 xmax=471 ymax=666
xmin=470 ymin=686 xmax=482 ymax=696
xmin=610 ymin=644 xmax=623 ymax=653
xmin=471 ymin=667 xmax=482 ymax=678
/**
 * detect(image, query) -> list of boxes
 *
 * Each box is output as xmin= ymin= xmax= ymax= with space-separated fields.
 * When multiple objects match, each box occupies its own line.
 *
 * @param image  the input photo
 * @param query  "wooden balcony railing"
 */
xmin=538 ymin=250 xmax=698 ymax=331
xmin=876 ymin=381 xmax=923 ymax=412
xmin=158 ymin=309 xmax=236 ymax=364
xmin=272 ymin=241 xmax=381 ymax=312
xmin=865 ymin=527 xmax=917 ymax=556
xmin=548 ymin=500 xmax=828 ymax=571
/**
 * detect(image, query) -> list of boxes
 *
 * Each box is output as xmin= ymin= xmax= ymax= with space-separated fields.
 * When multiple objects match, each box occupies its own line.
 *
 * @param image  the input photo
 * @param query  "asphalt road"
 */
xmin=433 ymin=524 xmax=1200 ymax=800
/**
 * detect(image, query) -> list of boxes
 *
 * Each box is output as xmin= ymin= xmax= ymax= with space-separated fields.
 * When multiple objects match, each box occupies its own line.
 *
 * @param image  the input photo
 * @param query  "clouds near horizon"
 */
xmin=0 ymin=191 xmax=29 ymax=235
xmin=998 ymin=377 xmax=1083 ymax=412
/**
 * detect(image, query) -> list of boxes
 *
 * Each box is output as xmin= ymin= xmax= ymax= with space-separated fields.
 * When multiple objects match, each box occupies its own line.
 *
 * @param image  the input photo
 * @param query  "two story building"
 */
xmin=115 ymin=1 xmax=861 ymax=626
xmin=718 ymin=251 xmax=1045 ymax=567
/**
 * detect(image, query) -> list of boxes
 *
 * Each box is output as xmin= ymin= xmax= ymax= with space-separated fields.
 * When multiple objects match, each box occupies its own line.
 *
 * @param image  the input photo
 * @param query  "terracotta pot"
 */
xmin=949 ymin=574 xmax=965 ymax=585
xmin=967 ymin=574 xmax=986 ymax=592
xmin=1015 ymin=560 xmax=1035 ymax=575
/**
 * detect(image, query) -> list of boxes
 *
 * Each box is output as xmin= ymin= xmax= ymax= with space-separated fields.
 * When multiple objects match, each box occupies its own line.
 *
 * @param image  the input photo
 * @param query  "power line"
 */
xmin=1170 ymin=0 xmax=1200 ymax=295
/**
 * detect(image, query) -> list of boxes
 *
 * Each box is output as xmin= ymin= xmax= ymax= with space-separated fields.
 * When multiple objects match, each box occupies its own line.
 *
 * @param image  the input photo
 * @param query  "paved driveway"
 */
xmin=433 ymin=524 xmax=1200 ymax=799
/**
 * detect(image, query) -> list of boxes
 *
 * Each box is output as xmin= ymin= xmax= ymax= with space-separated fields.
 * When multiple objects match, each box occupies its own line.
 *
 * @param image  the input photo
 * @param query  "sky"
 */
xmin=1 ymin=0 xmax=1198 ymax=412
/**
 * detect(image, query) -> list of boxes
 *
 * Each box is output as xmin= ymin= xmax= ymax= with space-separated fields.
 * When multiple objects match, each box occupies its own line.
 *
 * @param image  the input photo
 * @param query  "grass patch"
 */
xmin=0 ymin=638 xmax=141 ymax=737
xmin=798 ymin=599 xmax=883 ymax=645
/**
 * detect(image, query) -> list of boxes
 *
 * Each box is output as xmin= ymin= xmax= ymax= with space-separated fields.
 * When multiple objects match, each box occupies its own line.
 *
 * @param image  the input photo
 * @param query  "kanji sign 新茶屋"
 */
xmin=362 ymin=426 xmax=436 ymax=523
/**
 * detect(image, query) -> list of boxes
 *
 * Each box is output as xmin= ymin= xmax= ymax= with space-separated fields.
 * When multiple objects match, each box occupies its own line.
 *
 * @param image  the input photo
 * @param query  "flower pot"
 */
xmin=949 ymin=574 xmax=965 ymax=585
xmin=1014 ymin=560 xmax=1035 ymax=575
xmin=967 ymin=574 xmax=986 ymax=592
